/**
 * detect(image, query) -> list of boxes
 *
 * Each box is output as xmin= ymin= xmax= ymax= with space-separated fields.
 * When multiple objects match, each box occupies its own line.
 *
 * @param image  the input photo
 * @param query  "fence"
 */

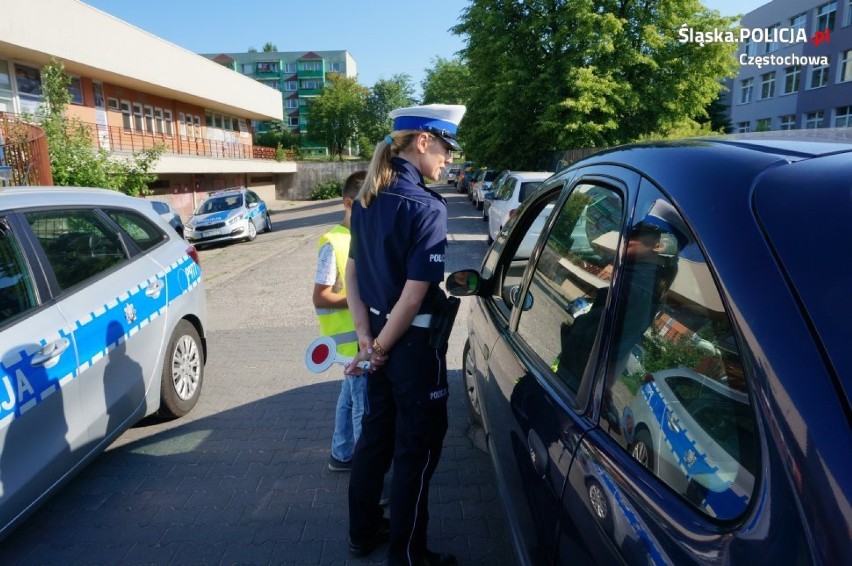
xmin=0 ymin=113 xmax=53 ymax=186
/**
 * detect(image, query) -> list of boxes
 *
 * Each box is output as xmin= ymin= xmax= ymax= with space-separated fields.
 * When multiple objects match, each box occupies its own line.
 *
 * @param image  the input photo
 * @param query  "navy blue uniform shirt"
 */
xmin=349 ymin=157 xmax=447 ymax=315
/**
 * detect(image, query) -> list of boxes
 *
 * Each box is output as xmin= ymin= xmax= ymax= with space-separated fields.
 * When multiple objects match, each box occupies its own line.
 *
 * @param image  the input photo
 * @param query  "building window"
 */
xmin=736 ymin=121 xmax=751 ymax=133
xmin=284 ymin=81 xmax=298 ymax=91
xmin=132 ymin=103 xmax=144 ymax=131
xmin=242 ymin=64 xmax=253 ymax=74
xmin=284 ymin=63 xmax=297 ymax=73
xmin=120 ymin=100 xmax=132 ymax=131
xmin=288 ymin=116 xmax=299 ymax=126
xmin=327 ymin=62 xmax=342 ymax=72
xmin=846 ymin=0 xmax=852 ymax=26
xmin=742 ymin=37 xmax=755 ymax=58
xmin=755 ymin=118 xmax=773 ymax=131
xmin=839 ymin=49 xmax=852 ymax=82
xmin=298 ymin=61 xmax=321 ymax=71
xmin=107 ymin=97 xmax=119 ymax=110
xmin=260 ymin=80 xmax=278 ymax=89
xmin=154 ymin=108 xmax=164 ymax=134
xmin=205 ymin=112 xmax=213 ymax=127
xmin=808 ymin=64 xmax=830 ymax=89
xmin=783 ymin=65 xmax=802 ymax=94
xmin=301 ymin=80 xmax=320 ymax=90
xmin=779 ymin=114 xmax=796 ymax=130
xmin=739 ymin=78 xmax=754 ymax=104
xmin=163 ymin=109 xmax=173 ymax=136
xmin=790 ymin=12 xmax=807 ymax=30
xmin=764 ymin=23 xmax=780 ymax=53
xmin=68 ymin=76 xmax=83 ymax=105
xmin=256 ymin=62 xmax=279 ymax=74
xmin=144 ymin=105 xmax=154 ymax=132
xmin=804 ymin=110 xmax=825 ymax=128
xmin=815 ymin=2 xmax=837 ymax=32
xmin=760 ymin=71 xmax=776 ymax=99
xmin=834 ymin=106 xmax=852 ymax=127
xmin=285 ymin=98 xmax=298 ymax=108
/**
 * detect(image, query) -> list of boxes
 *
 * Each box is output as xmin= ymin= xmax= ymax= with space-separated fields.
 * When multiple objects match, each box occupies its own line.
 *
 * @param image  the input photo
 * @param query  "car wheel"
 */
xmin=487 ymin=233 xmax=494 ymax=245
xmin=158 ymin=320 xmax=204 ymax=419
xmin=587 ymin=478 xmax=614 ymax=534
xmin=631 ymin=427 xmax=654 ymax=472
xmin=263 ymin=212 xmax=272 ymax=233
xmin=463 ymin=341 xmax=483 ymax=426
xmin=476 ymin=198 xmax=483 ymax=211
xmin=482 ymin=207 xmax=488 ymax=222
xmin=246 ymin=219 xmax=258 ymax=241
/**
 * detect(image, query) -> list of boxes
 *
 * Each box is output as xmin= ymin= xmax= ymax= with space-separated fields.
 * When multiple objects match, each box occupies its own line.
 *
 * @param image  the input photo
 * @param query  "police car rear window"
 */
xmin=105 ymin=209 xmax=166 ymax=252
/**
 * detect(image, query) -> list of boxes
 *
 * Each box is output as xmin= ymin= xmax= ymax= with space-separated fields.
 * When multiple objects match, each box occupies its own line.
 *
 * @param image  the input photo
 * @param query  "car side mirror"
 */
xmin=248 ymin=202 xmax=258 ymax=208
xmin=446 ymin=270 xmax=480 ymax=296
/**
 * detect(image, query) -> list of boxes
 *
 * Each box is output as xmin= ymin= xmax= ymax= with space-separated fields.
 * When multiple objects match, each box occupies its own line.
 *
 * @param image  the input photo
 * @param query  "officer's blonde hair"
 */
xmin=358 ymin=130 xmax=423 ymax=207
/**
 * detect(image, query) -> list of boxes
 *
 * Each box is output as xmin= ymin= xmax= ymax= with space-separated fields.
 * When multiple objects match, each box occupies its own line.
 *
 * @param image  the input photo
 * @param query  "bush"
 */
xmin=310 ymin=179 xmax=342 ymax=200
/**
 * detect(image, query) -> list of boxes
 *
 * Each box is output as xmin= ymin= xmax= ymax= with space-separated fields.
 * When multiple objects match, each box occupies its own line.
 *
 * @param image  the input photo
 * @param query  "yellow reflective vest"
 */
xmin=315 ymin=225 xmax=358 ymax=356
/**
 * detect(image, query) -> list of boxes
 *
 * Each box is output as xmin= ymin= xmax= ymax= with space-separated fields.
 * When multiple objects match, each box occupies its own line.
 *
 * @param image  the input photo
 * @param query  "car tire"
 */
xmin=463 ymin=341 xmax=484 ymax=426
xmin=158 ymin=320 xmax=204 ymax=419
xmin=246 ymin=219 xmax=258 ymax=241
xmin=482 ymin=207 xmax=488 ymax=222
xmin=477 ymin=199 xmax=484 ymax=211
xmin=263 ymin=212 xmax=272 ymax=233
xmin=630 ymin=427 xmax=654 ymax=472
xmin=487 ymin=234 xmax=494 ymax=245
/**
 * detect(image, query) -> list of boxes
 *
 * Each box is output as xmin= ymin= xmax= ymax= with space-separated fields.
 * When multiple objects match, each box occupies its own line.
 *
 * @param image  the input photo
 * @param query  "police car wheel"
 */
xmin=246 ymin=219 xmax=257 ymax=241
xmin=263 ymin=212 xmax=272 ymax=233
xmin=158 ymin=320 xmax=204 ymax=419
xmin=631 ymin=428 xmax=654 ymax=472
xmin=463 ymin=341 xmax=484 ymax=426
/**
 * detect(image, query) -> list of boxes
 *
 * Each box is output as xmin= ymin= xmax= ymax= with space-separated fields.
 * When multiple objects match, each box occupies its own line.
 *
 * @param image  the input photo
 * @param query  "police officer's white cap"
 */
xmin=389 ymin=104 xmax=466 ymax=151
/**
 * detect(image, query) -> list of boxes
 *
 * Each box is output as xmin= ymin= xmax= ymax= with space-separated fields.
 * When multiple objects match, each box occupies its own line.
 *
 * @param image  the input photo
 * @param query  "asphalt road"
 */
xmin=0 ymin=184 xmax=516 ymax=565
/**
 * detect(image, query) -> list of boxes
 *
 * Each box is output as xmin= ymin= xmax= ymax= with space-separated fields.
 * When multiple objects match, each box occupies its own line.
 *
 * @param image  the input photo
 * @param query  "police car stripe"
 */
xmin=0 ymin=254 xmax=202 ymax=428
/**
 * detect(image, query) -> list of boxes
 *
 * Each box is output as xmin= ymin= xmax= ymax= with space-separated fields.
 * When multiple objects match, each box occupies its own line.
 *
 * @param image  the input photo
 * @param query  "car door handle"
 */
xmin=145 ymin=279 xmax=164 ymax=299
xmin=528 ymin=430 xmax=548 ymax=479
xmin=31 ymin=338 xmax=71 ymax=368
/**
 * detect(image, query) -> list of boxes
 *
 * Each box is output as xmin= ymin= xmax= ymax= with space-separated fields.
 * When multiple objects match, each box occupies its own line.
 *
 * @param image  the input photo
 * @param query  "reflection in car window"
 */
xmin=106 ymin=209 xmax=166 ymax=251
xmin=0 ymin=221 xmax=37 ymax=326
xmin=26 ymin=209 xmax=128 ymax=291
xmin=601 ymin=184 xmax=756 ymax=520
xmin=516 ymin=184 xmax=624 ymax=393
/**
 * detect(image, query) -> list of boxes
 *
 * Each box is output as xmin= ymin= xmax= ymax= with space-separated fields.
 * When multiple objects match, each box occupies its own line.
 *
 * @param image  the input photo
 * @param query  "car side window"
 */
xmin=25 ymin=209 xmax=128 ymax=291
xmin=601 ymin=184 xmax=756 ymax=520
xmin=246 ymin=191 xmax=258 ymax=205
xmin=515 ymin=184 xmax=624 ymax=393
xmin=105 ymin=209 xmax=167 ymax=251
xmin=0 ymin=220 xmax=38 ymax=326
xmin=497 ymin=179 xmax=516 ymax=200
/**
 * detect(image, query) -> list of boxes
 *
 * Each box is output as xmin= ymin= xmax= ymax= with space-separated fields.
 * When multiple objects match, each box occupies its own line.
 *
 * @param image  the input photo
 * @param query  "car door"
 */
xmin=21 ymin=207 xmax=169 ymax=445
xmin=0 ymin=214 xmax=82 ymax=534
xmin=561 ymin=179 xmax=766 ymax=563
xmin=475 ymin=169 xmax=632 ymax=563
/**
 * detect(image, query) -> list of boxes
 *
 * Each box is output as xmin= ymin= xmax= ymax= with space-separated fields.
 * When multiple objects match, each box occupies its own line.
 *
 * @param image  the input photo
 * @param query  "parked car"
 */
xmin=486 ymin=171 xmax=553 ymax=243
xmin=447 ymin=166 xmax=461 ymax=186
xmin=446 ymin=131 xmax=852 ymax=565
xmin=184 ymin=187 xmax=272 ymax=247
xmin=481 ymin=169 xmax=510 ymax=223
xmin=470 ymin=169 xmax=500 ymax=210
xmin=0 ymin=186 xmax=207 ymax=539
xmin=150 ymin=199 xmax=184 ymax=236
xmin=457 ymin=161 xmax=477 ymax=194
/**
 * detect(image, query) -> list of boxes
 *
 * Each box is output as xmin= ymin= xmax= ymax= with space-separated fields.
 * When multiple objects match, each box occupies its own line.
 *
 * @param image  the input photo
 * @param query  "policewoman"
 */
xmin=344 ymin=104 xmax=465 ymax=566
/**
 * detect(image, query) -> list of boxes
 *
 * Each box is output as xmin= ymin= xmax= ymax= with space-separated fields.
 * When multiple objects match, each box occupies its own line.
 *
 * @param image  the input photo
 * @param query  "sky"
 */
xmin=82 ymin=0 xmax=770 ymax=96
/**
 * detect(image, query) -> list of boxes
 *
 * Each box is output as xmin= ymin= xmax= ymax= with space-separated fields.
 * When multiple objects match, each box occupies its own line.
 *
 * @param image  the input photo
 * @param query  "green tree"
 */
xmin=262 ymin=42 xmax=278 ymax=52
xmin=421 ymin=57 xmax=471 ymax=106
xmin=360 ymin=74 xmax=417 ymax=152
xmin=38 ymin=58 xmax=163 ymax=196
xmin=307 ymin=73 xmax=368 ymax=161
xmin=454 ymin=0 xmax=739 ymax=169
xmin=255 ymin=120 xmax=301 ymax=151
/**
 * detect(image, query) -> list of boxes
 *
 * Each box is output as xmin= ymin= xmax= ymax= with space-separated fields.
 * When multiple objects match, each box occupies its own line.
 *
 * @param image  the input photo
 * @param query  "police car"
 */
xmin=183 ymin=187 xmax=272 ymax=247
xmin=0 ymin=186 xmax=207 ymax=539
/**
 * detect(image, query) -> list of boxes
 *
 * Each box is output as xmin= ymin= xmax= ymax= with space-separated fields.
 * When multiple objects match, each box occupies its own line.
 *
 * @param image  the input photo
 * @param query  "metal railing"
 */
xmin=0 ymin=113 xmax=53 ymax=186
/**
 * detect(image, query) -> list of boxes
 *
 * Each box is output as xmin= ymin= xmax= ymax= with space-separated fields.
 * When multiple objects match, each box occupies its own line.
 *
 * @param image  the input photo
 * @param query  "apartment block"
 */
xmin=724 ymin=0 xmax=852 ymax=131
xmin=205 ymin=50 xmax=357 ymax=155
xmin=0 ymin=0 xmax=297 ymax=217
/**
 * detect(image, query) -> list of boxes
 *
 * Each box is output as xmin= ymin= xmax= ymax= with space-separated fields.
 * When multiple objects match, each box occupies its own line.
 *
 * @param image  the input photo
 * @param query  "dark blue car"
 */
xmin=447 ymin=131 xmax=851 ymax=565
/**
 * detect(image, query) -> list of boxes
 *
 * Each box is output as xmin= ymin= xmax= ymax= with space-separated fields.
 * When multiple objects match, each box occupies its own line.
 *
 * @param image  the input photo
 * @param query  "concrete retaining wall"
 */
xmin=283 ymin=161 xmax=369 ymax=200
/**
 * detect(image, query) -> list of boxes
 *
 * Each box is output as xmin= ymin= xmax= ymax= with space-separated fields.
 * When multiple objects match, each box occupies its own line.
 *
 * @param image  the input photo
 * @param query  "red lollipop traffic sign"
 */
xmin=304 ymin=336 xmax=371 ymax=373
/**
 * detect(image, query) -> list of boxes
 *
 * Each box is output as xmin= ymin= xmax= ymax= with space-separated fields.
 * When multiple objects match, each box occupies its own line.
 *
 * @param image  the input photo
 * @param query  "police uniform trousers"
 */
xmin=349 ymin=311 xmax=449 ymax=565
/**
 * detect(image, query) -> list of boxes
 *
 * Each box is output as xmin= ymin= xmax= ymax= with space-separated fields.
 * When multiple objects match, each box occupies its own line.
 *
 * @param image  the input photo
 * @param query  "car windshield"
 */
xmin=195 ymin=195 xmax=242 ymax=215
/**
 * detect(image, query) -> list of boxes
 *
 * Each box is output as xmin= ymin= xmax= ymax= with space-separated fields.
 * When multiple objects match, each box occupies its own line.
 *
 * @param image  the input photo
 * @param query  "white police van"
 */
xmin=0 ymin=186 xmax=207 ymax=539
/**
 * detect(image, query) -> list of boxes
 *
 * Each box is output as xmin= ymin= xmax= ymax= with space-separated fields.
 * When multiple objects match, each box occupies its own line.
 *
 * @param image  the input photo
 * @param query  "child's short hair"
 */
xmin=342 ymin=170 xmax=366 ymax=200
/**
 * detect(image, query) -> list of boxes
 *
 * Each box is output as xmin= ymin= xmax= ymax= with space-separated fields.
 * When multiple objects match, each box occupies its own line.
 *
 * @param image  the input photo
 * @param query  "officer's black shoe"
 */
xmin=421 ymin=550 xmax=457 ymax=565
xmin=348 ymin=517 xmax=390 ymax=556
